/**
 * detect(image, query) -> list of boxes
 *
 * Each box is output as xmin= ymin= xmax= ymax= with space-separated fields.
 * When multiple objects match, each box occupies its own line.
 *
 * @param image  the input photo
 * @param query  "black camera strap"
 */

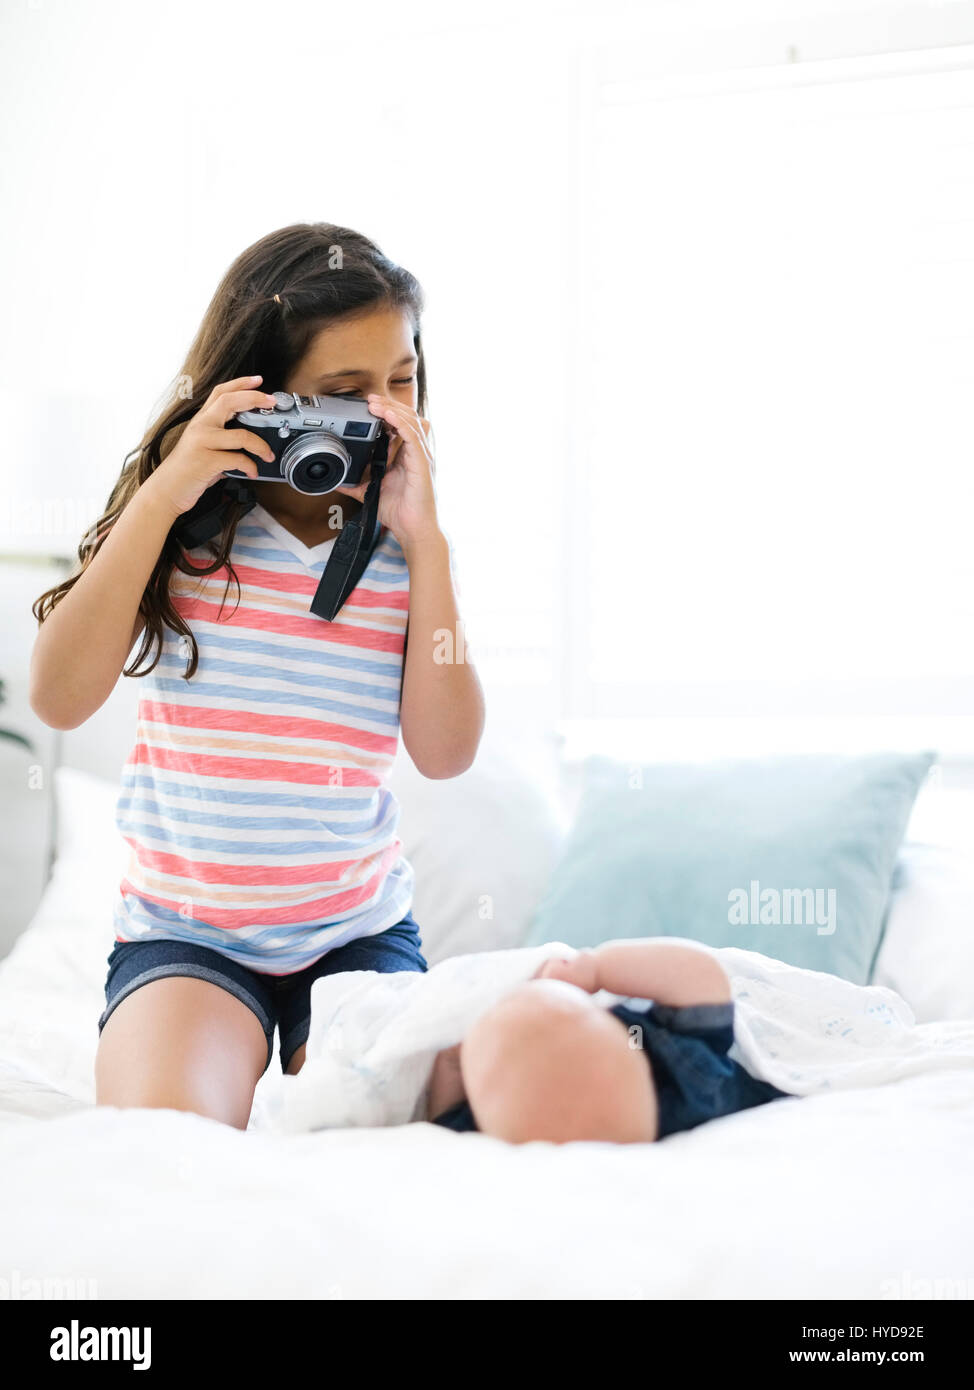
xmin=170 ymin=435 xmax=388 ymax=623
xmin=309 ymin=434 xmax=388 ymax=621
xmin=171 ymin=475 xmax=257 ymax=549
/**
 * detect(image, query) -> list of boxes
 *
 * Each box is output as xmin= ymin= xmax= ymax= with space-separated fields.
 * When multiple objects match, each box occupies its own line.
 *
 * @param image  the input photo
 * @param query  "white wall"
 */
xmin=3 ymin=1 xmax=973 ymax=728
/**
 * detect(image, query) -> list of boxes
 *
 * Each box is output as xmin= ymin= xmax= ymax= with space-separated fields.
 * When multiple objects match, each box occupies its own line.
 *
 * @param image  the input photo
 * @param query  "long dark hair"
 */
xmin=33 ymin=223 xmax=427 ymax=677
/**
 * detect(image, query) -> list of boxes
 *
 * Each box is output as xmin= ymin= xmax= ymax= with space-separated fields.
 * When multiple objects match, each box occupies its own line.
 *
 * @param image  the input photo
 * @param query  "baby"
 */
xmin=426 ymin=939 xmax=787 ymax=1142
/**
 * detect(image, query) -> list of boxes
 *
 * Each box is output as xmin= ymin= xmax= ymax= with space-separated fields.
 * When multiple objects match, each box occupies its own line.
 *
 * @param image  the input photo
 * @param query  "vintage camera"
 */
xmin=225 ymin=390 xmax=386 ymax=494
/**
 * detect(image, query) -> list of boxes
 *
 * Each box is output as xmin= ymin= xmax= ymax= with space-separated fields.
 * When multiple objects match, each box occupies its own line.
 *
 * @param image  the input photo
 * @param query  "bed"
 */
xmin=1 ymin=679 xmax=973 ymax=1300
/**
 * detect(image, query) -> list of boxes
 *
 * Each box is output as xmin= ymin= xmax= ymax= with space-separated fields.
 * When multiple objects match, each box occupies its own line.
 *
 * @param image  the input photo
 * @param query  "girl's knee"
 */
xmin=95 ymin=1072 xmax=253 ymax=1129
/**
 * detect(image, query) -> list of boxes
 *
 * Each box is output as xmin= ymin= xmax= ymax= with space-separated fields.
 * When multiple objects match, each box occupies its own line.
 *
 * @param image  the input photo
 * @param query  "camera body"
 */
xmin=226 ymin=390 xmax=385 ymax=494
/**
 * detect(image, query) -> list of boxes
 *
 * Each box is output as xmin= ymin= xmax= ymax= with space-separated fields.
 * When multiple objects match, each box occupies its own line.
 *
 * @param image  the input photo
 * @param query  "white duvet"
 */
xmin=2 ymin=882 xmax=974 ymax=1298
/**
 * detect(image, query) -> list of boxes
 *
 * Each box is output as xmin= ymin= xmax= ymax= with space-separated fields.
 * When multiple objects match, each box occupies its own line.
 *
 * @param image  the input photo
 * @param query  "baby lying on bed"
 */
xmin=426 ymin=939 xmax=788 ymax=1142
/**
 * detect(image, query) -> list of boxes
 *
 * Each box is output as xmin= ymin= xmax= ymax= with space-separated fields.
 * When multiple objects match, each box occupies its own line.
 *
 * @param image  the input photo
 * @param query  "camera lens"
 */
xmin=290 ymin=457 xmax=340 ymax=493
xmin=281 ymin=433 xmax=350 ymax=494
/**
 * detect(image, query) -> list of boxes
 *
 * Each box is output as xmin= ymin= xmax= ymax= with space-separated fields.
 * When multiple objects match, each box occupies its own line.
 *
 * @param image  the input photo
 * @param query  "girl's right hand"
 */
xmin=144 ymin=375 xmax=279 ymax=517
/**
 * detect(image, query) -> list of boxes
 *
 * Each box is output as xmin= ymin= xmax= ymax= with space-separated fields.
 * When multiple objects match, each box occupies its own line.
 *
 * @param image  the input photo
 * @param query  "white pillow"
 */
xmin=873 ymin=841 xmax=974 ymax=1022
xmin=386 ymin=732 xmax=567 ymax=962
xmin=54 ymin=765 xmax=128 ymax=875
xmin=901 ymin=780 xmax=974 ymax=854
xmin=13 ymin=768 xmax=128 ymax=986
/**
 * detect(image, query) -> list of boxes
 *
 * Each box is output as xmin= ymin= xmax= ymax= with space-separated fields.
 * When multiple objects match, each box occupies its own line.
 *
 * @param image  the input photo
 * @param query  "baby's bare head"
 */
xmin=459 ymin=979 xmax=657 ymax=1144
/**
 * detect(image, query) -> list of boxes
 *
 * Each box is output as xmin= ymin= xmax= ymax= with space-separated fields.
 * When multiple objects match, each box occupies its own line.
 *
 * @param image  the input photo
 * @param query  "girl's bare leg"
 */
xmin=95 ymin=977 xmax=268 ymax=1130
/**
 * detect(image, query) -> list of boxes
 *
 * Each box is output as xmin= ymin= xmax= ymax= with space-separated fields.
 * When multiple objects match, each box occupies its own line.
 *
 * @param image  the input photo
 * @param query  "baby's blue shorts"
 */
xmin=97 ymin=911 xmax=428 ymax=1074
xmin=607 ymin=999 xmax=787 ymax=1137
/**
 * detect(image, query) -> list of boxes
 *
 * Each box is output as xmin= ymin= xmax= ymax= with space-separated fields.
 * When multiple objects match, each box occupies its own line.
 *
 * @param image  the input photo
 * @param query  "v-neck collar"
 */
xmin=250 ymin=501 xmax=338 ymax=568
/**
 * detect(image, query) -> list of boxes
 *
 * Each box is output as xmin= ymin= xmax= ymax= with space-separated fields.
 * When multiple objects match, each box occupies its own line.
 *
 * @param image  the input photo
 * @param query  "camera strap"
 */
xmin=171 ymin=475 xmax=257 ymax=549
xmin=309 ymin=434 xmax=389 ymax=622
xmin=170 ymin=440 xmax=387 ymax=623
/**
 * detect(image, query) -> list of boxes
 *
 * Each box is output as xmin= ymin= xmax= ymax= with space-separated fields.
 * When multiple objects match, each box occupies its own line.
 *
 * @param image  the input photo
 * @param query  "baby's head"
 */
xmin=459 ymin=979 xmax=657 ymax=1144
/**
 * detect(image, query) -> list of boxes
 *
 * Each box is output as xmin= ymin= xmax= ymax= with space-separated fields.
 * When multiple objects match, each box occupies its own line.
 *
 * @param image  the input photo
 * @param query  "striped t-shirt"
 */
xmin=113 ymin=501 xmax=414 ymax=974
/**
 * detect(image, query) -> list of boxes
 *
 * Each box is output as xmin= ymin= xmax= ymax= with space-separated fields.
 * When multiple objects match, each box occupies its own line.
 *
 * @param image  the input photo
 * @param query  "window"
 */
xmin=566 ymin=44 xmax=974 ymax=753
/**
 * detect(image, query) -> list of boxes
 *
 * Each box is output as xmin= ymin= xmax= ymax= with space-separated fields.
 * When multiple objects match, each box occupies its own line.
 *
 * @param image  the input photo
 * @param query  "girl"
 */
xmin=30 ymin=223 xmax=484 ymax=1130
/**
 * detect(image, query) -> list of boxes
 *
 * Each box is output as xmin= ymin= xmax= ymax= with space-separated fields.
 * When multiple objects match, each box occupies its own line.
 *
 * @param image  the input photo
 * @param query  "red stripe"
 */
xmin=122 ymin=838 xmax=386 ymax=888
xmin=119 ymin=845 xmax=399 ymax=928
xmin=219 ymin=563 xmax=409 ymax=610
xmin=131 ymin=741 xmax=384 ymax=787
xmin=139 ymin=700 xmax=398 ymax=756
xmin=180 ymin=558 xmax=408 ymax=610
xmin=174 ymin=597 xmax=405 ymax=653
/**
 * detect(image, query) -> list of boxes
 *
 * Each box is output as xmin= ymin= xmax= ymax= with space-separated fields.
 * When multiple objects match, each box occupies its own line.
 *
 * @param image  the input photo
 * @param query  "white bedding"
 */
xmin=1 ymin=765 xmax=974 ymax=1299
xmin=2 ymin=884 xmax=974 ymax=1299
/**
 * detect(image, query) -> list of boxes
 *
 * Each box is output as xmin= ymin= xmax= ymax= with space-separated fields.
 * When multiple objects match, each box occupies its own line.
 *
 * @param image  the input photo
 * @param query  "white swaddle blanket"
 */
xmin=722 ymin=946 xmax=974 ymax=1092
xmin=262 ymin=940 xmax=974 ymax=1135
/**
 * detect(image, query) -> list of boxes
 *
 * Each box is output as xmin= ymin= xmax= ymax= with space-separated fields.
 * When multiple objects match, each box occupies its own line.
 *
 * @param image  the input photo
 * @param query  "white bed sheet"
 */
xmin=2 ymin=865 xmax=973 ymax=1299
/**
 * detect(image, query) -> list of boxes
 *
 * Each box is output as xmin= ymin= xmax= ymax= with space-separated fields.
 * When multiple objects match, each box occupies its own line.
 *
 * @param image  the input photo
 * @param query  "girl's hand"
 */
xmin=334 ymin=394 xmax=440 ymax=553
xmin=144 ymin=375 xmax=278 ymax=518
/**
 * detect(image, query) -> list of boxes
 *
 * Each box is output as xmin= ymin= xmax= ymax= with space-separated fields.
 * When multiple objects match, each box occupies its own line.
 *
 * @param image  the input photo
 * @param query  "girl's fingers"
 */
xmin=202 ymin=389 xmax=278 ymax=426
xmin=212 ymin=452 xmax=259 ymax=480
xmin=368 ymin=399 xmax=431 ymax=463
xmin=216 ymin=427 xmax=277 ymax=462
xmin=333 ymin=480 xmax=368 ymax=502
xmin=208 ymin=375 xmax=267 ymax=401
xmin=334 ymin=460 xmax=372 ymax=500
xmin=367 ymin=395 xmax=426 ymax=435
xmin=417 ymin=417 xmax=435 ymax=475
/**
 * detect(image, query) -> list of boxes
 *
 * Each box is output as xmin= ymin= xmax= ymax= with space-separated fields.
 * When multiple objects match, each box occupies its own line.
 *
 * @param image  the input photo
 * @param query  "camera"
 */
xmin=225 ymin=390 xmax=386 ymax=494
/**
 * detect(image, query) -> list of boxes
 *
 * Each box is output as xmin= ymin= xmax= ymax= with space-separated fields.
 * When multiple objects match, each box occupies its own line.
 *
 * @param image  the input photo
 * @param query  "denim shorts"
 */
xmin=97 ymin=911 xmax=428 ymax=1074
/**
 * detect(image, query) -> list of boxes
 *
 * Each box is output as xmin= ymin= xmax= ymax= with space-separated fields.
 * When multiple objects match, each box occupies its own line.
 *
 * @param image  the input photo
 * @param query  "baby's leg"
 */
xmin=461 ymin=980 xmax=658 ymax=1143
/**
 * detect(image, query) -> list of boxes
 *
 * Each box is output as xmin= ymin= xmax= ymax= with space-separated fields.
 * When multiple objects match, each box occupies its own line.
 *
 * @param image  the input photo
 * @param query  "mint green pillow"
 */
xmin=525 ymin=752 xmax=935 ymax=984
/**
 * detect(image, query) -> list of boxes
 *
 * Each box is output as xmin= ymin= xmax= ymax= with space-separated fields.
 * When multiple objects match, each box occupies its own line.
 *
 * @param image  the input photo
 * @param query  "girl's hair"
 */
xmin=33 ymin=223 xmax=426 ymax=677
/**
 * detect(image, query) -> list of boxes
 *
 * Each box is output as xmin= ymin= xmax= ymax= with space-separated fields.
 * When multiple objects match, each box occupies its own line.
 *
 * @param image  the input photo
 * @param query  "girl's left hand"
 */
xmin=334 ymin=393 xmax=440 ymax=551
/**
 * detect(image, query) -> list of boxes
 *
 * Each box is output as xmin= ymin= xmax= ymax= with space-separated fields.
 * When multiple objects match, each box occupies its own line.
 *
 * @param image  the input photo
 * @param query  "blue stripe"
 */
xmin=142 ymin=677 xmax=401 ymax=727
xmin=158 ymin=628 xmax=402 ymax=678
xmin=231 ymin=532 xmax=408 ymax=577
xmin=230 ymin=539 xmax=320 ymax=567
xmin=117 ymin=795 xmax=384 ymax=837
xmin=118 ymin=772 xmax=389 ymax=813
xmin=154 ymin=651 xmax=401 ymax=706
xmin=116 ymin=816 xmax=396 ymax=858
